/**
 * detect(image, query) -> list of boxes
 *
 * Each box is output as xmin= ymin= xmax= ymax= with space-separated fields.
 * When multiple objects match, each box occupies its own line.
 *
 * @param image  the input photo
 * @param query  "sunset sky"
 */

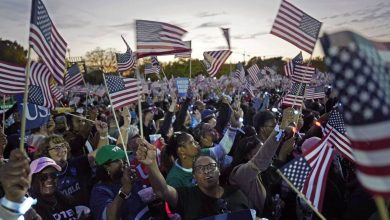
xmin=1 ymin=0 xmax=389 ymax=62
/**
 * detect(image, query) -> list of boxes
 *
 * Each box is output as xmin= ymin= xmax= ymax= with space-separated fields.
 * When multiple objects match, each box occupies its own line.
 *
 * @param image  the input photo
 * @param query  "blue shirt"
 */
xmin=90 ymin=181 xmax=150 ymax=220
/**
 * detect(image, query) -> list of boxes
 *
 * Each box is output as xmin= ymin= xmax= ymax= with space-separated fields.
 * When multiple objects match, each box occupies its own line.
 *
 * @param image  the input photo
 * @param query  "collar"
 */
xmin=174 ymin=159 xmax=193 ymax=173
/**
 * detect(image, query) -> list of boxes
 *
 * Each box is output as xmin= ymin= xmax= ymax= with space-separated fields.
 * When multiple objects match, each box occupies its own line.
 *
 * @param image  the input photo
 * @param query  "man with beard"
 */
xmin=136 ymin=139 xmax=253 ymax=220
xmin=90 ymin=145 xmax=150 ymax=220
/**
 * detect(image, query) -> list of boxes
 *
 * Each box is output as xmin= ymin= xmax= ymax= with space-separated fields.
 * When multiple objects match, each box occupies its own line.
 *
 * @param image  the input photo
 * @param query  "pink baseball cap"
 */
xmin=30 ymin=157 xmax=62 ymax=175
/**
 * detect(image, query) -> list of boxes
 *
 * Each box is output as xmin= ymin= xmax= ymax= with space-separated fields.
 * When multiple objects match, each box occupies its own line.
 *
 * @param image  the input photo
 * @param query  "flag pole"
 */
xmin=19 ymin=47 xmax=32 ymax=151
xmin=276 ymin=170 xmax=326 ymax=220
xmin=189 ymin=56 xmax=192 ymax=79
xmin=102 ymin=73 xmax=130 ymax=164
xmin=64 ymin=112 xmax=95 ymax=123
xmin=135 ymin=62 xmax=144 ymax=138
xmin=229 ymin=57 xmax=232 ymax=74
xmin=134 ymin=25 xmax=145 ymax=139
xmin=374 ymin=197 xmax=389 ymax=220
xmin=2 ymin=95 xmax=5 ymax=133
xmin=161 ymin=67 xmax=173 ymax=92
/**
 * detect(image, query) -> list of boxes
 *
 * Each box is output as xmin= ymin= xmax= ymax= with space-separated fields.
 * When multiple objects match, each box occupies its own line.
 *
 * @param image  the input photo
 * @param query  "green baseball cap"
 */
xmin=95 ymin=145 xmax=126 ymax=166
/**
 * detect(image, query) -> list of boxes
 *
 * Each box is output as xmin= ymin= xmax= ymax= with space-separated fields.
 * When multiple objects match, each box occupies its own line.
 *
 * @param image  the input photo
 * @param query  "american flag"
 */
xmin=0 ymin=61 xmax=26 ymax=95
xmin=28 ymin=62 xmax=55 ymax=109
xmin=136 ymin=20 xmax=190 ymax=58
xmin=175 ymin=41 xmax=192 ymax=58
xmin=304 ymin=85 xmax=325 ymax=100
xmin=247 ymin=64 xmax=260 ymax=84
xmin=282 ymin=82 xmax=306 ymax=108
xmin=202 ymin=50 xmax=232 ymax=77
xmin=144 ymin=56 xmax=161 ymax=75
xmin=234 ymin=63 xmax=246 ymax=83
xmin=270 ymin=0 xmax=322 ymax=54
xmin=50 ymin=83 xmax=63 ymax=101
xmin=221 ymin=28 xmax=231 ymax=50
xmin=292 ymin=64 xmax=315 ymax=84
xmin=29 ymin=0 xmax=67 ymax=85
xmin=301 ymin=141 xmax=335 ymax=211
xmin=280 ymin=156 xmax=312 ymax=191
xmin=284 ymin=52 xmax=303 ymax=77
xmin=244 ymin=82 xmax=255 ymax=97
xmin=104 ymin=75 xmax=142 ymax=110
xmin=64 ymin=64 xmax=83 ymax=90
xmin=116 ymin=36 xmax=136 ymax=72
xmin=281 ymin=133 xmax=335 ymax=211
xmin=322 ymin=109 xmax=354 ymax=162
xmin=321 ymin=31 xmax=390 ymax=197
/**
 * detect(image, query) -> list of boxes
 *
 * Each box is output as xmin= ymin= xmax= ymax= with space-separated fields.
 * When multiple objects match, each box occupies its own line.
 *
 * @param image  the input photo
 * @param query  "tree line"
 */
xmin=0 ymin=38 xmax=327 ymax=85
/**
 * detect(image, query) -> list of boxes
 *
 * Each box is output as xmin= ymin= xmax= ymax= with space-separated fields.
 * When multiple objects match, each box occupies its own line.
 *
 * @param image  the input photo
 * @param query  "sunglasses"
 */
xmin=39 ymin=172 xmax=59 ymax=182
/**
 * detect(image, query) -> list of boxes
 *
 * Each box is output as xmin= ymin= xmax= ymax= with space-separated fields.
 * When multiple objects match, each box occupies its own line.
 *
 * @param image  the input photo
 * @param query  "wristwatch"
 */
xmin=118 ymin=189 xmax=131 ymax=200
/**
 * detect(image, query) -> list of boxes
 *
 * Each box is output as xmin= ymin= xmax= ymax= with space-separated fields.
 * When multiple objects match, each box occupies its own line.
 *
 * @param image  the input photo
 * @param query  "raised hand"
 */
xmin=120 ymin=164 xmax=137 ymax=194
xmin=0 ymin=149 xmax=31 ymax=202
xmin=280 ymin=107 xmax=297 ymax=129
xmin=278 ymin=136 xmax=295 ymax=162
xmin=87 ymin=107 xmax=98 ymax=121
xmin=95 ymin=120 xmax=108 ymax=136
xmin=136 ymin=138 xmax=157 ymax=166
xmin=119 ymin=107 xmax=131 ymax=127
xmin=169 ymin=92 xmax=177 ymax=112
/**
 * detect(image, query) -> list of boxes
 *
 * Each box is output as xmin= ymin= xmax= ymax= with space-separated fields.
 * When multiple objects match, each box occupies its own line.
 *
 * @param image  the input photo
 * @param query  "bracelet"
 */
xmin=0 ymin=196 xmax=37 ymax=215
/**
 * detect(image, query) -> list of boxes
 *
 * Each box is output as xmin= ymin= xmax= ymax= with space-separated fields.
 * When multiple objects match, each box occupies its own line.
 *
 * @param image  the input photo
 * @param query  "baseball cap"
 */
xmin=95 ymin=145 xmax=126 ymax=166
xmin=141 ymin=102 xmax=156 ymax=113
xmin=30 ymin=157 xmax=62 ymax=175
xmin=201 ymin=109 xmax=217 ymax=121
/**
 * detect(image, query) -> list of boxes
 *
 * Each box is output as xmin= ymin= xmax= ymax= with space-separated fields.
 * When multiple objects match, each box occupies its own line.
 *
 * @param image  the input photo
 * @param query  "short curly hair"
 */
xmin=34 ymin=135 xmax=71 ymax=160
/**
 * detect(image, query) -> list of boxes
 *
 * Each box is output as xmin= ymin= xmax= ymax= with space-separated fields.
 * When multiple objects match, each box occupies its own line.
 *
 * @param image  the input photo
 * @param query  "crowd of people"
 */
xmin=0 ymin=85 xmax=384 ymax=220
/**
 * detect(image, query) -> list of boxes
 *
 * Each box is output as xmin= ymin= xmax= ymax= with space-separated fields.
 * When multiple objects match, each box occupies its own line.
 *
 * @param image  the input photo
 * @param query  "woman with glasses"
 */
xmin=29 ymin=157 xmax=91 ymax=219
xmin=136 ymin=139 xmax=253 ymax=220
xmin=34 ymin=121 xmax=109 ymax=207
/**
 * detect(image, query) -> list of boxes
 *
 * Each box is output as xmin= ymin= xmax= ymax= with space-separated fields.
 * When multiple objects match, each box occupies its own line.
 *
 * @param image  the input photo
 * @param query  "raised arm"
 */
xmin=159 ymin=93 xmax=177 ymax=139
xmin=136 ymin=138 xmax=178 ymax=207
xmin=173 ymin=97 xmax=191 ymax=131
xmin=116 ymin=107 xmax=131 ymax=147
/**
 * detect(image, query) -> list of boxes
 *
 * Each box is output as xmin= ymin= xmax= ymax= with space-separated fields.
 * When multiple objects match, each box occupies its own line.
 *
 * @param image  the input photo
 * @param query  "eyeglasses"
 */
xmin=194 ymin=163 xmax=217 ymax=174
xmin=39 ymin=172 xmax=59 ymax=182
xmin=48 ymin=143 xmax=67 ymax=152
